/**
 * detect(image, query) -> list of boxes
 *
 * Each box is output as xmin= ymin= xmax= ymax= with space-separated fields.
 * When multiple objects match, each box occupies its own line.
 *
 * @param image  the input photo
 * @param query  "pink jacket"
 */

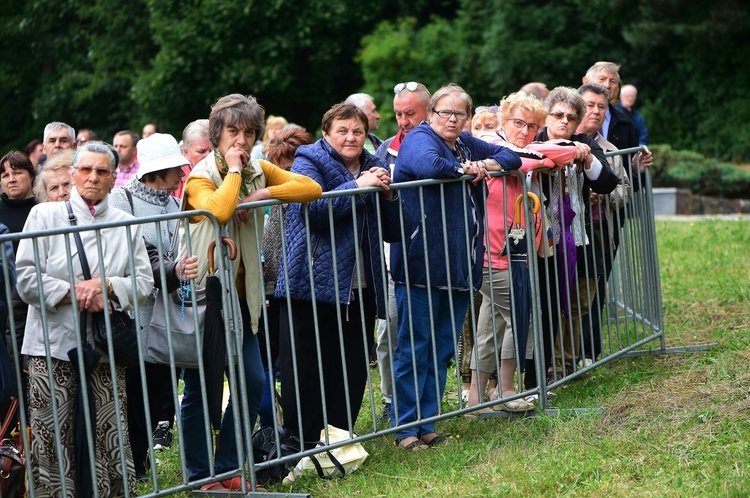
xmin=476 ymin=132 xmax=576 ymax=270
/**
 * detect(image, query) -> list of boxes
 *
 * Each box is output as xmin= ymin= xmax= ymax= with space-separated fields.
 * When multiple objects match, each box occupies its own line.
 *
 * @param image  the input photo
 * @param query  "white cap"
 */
xmin=136 ymin=133 xmax=190 ymax=180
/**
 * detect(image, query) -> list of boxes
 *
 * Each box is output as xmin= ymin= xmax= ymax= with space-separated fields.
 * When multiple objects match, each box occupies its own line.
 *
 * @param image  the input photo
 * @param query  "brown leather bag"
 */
xmin=0 ymin=396 xmax=26 ymax=498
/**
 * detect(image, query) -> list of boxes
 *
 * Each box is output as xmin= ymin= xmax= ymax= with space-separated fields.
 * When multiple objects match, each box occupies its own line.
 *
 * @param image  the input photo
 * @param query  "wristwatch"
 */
xmin=106 ymin=279 xmax=114 ymax=295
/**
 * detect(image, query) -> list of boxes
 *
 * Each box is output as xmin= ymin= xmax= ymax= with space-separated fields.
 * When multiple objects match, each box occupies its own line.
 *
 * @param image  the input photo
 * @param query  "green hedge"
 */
xmin=649 ymin=144 xmax=750 ymax=199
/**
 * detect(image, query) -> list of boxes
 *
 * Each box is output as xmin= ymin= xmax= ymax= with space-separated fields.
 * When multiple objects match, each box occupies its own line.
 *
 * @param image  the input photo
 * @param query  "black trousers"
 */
xmin=278 ymin=289 xmax=374 ymax=448
xmin=126 ymin=362 xmax=178 ymax=474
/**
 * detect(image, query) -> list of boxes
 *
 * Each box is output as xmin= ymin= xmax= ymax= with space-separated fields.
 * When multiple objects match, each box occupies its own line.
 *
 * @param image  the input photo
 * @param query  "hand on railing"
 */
xmin=356 ymin=167 xmax=394 ymax=199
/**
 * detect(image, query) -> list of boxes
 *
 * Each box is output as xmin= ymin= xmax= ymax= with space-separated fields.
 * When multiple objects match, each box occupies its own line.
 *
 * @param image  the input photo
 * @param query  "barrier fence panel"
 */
xmin=0 ymin=146 xmax=663 ymax=496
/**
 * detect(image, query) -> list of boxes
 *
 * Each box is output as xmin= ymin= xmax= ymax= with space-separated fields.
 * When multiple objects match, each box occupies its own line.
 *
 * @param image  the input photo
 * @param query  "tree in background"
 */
xmin=1 ymin=0 xmax=749 ymax=162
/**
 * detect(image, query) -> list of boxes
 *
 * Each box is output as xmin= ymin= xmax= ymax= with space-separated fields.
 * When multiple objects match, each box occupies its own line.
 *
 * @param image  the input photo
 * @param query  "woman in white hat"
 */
xmin=109 ymin=132 xmax=197 ymax=481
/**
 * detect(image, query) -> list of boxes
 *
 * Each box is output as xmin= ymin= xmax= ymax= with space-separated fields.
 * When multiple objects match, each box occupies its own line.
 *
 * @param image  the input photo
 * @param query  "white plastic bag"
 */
xmin=283 ymin=425 xmax=368 ymax=483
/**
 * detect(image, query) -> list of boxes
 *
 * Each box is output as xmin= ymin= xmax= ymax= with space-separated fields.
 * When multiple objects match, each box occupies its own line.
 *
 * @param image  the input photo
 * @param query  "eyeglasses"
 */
xmin=394 ymin=81 xmax=419 ymax=93
xmin=475 ymin=106 xmax=498 ymax=114
xmin=76 ymin=166 xmax=113 ymax=178
xmin=76 ymin=138 xmax=87 ymax=144
xmin=509 ymin=118 xmax=540 ymax=133
xmin=433 ymin=109 xmax=469 ymax=120
xmin=548 ymin=111 xmax=579 ymax=123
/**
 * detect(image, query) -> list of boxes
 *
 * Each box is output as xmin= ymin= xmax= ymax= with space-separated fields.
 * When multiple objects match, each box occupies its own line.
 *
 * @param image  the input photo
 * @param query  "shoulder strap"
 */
xmin=65 ymin=201 xmax=92 ymax=343
xmin=65 ymin=201 xmax=91 ymax=280
xmin=124 ymin=189 xmax=135 ymax=215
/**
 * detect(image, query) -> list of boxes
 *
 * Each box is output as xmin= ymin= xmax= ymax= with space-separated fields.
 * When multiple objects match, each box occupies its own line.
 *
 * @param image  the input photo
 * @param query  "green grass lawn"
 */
xmin=142 ymin=218 xmax=750 ymax=497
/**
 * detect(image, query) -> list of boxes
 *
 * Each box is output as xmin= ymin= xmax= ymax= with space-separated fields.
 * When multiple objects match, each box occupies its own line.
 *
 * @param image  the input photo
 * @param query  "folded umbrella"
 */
xmin=202 ymin=236 xmax=237 ymax=451
xmin=506 ymin=192 xmax=540 ymax=373
xmin=67 ymin=312 xmax=102 ymax=498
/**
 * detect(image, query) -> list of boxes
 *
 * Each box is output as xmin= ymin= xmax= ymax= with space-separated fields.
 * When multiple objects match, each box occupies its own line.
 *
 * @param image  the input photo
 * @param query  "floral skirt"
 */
xmin=27 ymin=356 xmax=136 ymax=497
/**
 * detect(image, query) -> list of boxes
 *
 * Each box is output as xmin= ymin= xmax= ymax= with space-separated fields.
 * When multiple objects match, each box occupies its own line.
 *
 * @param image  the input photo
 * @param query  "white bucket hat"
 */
xmin=136 ymin=133 xmax=190 ymax=180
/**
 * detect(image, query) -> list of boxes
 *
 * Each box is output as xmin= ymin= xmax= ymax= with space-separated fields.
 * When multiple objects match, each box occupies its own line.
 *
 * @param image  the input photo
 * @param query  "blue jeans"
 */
xmin=391 ymin=284 xmax=469 ymax=440
xmin=181 ymin=302 xmax=265 ymax=481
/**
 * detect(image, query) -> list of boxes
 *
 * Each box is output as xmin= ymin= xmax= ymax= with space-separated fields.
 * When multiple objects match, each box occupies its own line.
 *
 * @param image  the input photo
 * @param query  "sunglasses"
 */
xmin=394 ymin=81 xmax=419 ymax=93
xmin=475 ymin=106 xmax=499 ymax=114
xmin=548 ymin=111 xmax=579 ymax=123
xmin=76 ymin=166 xmax=113 ymax=178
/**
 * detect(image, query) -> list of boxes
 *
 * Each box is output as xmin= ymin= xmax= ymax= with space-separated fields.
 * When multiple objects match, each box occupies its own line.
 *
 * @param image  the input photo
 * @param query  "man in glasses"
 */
xmin=112 ymin=130 xmax=140 ymax=188
xmin=345 ymin=93 xmax=383 ymax=153
xmin=75 ymin=129 xmax=98 ymax=148
xmin=373 ymin=81 xmax=431 ymax=424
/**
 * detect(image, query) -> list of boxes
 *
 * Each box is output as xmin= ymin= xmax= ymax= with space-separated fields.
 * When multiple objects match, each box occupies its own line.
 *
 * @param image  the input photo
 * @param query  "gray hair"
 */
xmin=181 ymin=119 xmax=210 ymax=152
xmin=72 ymin=141 xmax=119 ymax=172
xmin=584 ymin=61 xmax=622 ymax=85
xmin=545 ymin=86 xmax=586 ymax=123
xmin=345 ymin=93 xmax=375 ymax=111
xmin=43 ymin=122 xmax=75 ymax=145
xmin=578 ymin=83 xmax=610 ymax=102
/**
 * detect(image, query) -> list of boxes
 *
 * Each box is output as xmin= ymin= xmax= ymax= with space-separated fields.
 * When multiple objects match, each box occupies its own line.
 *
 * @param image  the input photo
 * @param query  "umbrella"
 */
xmin=203 ymin=236 xmax=237 ymax=451
xmin=67 ymin=312 xmax=102 ymax=498
xmin=505 ymin=192 xmax=540 ymax=374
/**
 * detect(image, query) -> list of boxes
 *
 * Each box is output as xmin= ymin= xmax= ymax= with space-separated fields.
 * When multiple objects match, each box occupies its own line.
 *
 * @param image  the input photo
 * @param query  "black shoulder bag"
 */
xmin=66 ymin=201 xmax=140 ymax=367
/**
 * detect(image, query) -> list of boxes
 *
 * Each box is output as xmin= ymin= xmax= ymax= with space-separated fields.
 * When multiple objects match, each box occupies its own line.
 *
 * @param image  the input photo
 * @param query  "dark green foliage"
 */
xmin=649 ymin=144 xmax=750 ymax=198
xmin=1 ymin=0 xmax=750 ymax=166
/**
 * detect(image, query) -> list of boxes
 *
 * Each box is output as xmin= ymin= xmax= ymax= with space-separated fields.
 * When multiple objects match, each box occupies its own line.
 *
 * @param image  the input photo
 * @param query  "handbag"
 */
xmin=145 ymin=237 xmax=237 ymax=368
xmin=145 ymin=283 xmax=206 ymax=368
xmin=66 ymin=201 xmax=140 ymax=367
xmin=251 ymin=425 xmax=301 ymax=484
xmin=144 ymin=220 xmax=206 ymax=368
xmin=0 ymin=397 xmax=26 ymax=498
xmin=283 ymin=425 xmax=369 ymax=483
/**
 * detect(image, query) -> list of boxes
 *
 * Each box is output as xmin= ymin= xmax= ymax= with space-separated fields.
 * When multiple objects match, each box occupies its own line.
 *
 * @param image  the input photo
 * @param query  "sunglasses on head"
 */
xmin=475 ymin=106 xmax=499 ymax=114
xmin=394 ymin=82 xmax=419 ymax=94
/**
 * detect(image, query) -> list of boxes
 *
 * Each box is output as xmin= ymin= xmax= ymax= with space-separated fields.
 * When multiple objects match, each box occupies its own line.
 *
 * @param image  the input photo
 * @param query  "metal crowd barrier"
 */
xmin=0 ymin=145 xmax=665 ymax=496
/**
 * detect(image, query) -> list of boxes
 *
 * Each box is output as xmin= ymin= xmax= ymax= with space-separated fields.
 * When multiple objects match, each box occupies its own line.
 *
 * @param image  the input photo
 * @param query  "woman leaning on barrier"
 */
xmin=16 ymin=141 xmax=154 ymax=495
xmin=179 ymin=93 xmax=321 ymax=493
xmin=275 ymin=102 xmax=400 ymax=448
xmin=389 ymin=83 xmax=522 ymax=451
xmin=534 ymin=86 xmax=617 ymax=383
xmin=468 ymin=91 xmax=575 ymax=413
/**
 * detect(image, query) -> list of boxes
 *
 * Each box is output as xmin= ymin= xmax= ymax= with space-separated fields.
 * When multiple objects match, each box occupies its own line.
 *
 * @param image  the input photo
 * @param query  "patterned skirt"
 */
xmin=27 ymin=356 xmax=137 ymax=497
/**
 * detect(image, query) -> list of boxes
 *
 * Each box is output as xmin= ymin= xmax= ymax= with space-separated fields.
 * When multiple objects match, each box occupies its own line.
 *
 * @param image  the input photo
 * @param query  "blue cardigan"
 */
xmin=390 ymin=124 xmax=521 ymax=291
xmin=275 ymin=139 xmax=400 ymax=318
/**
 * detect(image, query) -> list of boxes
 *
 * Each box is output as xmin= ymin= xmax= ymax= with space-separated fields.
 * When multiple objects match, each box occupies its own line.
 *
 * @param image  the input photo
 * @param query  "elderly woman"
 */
xmin=467 ymin=92 xmax=577 ymax=413
xmin=109 ymin=132 xmax=198 ymax=480
xmin=0 ymin=151 xmax=37 ymax=253
xmin=390 ymin=83 xmax=521 ymax=450
xmin=33 ymin=149 xmax=74 ymax=203
xmin=535 ymin=86 xmax=617 ymax=382
xmin=276 ymin=102 xmax=400 ymax=447
xmin=180 ymin=94 xmax=321 ymax=492
xmin=174 ymin=118 xmax=212 ymax=199
xmin=16 ymin=141 xmax=153 ymax=495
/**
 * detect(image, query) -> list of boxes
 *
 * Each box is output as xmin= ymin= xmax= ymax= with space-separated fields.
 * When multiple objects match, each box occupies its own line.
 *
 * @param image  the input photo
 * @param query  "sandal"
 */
xmin=496 ymin=399 xmax=534 ymax=412
xmin=395 ymin=437 xmax=430 ymax=452
xmin=421 ymin=433 xmax=451 ymax=447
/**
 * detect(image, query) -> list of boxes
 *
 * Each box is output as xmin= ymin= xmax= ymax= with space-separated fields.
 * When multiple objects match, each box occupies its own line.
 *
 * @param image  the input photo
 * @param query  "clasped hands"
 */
xmin=356 ymin=167 xmax=394 ymax=199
